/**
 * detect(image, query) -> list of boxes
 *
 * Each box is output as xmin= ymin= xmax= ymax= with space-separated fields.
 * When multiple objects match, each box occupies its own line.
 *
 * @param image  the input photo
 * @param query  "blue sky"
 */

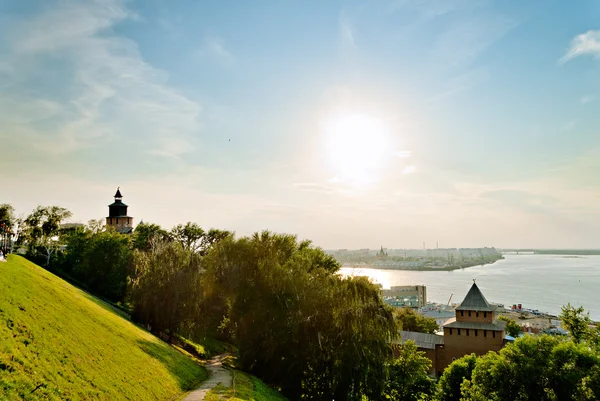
xmin=1 ymin=0 xmax=599 ymax=248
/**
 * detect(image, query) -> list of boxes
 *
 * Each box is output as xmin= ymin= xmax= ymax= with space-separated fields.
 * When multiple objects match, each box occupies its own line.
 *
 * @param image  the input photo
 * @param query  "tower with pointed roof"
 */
xmin=438 ymin=281 xmax=506 ymax=374
xmin=106 ymin=188 xmax=134 ymax=234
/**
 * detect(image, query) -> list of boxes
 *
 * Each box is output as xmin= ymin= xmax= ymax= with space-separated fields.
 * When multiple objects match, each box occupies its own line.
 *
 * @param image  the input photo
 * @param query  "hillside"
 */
xmin=0 ymin=255 xmax=207 ymax=400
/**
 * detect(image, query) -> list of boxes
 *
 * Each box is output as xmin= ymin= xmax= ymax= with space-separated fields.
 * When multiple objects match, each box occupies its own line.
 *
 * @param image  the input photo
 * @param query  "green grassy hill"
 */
xmin=0 ymin=255 xmax=207 ymax=401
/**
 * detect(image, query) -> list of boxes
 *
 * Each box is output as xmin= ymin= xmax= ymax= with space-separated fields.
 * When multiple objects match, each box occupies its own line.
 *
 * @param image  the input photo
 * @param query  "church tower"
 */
xmin=106 ymin=188 xmax=134 ymax=234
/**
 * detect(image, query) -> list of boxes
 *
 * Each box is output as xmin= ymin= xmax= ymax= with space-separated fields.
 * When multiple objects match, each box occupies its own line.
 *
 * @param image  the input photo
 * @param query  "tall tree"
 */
xmin=130 ymin=241 xmax=203 ymax=337
xmin=132 ymin=222 xmax=170 ymax=252
xmin=0 ymin=203 xmax=14 ymax=229
xmin=203 ymin=231 xmax=396 ymax=400
xmin=22 ymin=206 xmax=72 ymax=266
xmin=170 ymin=222 xmax=205 ymax=252
xmin=560 ymin=303 xmax=592 ymax=344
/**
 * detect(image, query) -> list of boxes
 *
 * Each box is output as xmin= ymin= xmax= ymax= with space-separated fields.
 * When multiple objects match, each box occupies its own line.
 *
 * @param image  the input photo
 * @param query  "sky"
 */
xmin=1 ymin=0 xmax=599 ymax=249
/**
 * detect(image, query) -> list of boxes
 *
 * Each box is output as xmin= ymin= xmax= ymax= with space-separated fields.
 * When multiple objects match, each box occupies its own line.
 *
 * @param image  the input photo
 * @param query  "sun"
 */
xmin=322 ymin=113 xmax=391 ymax=185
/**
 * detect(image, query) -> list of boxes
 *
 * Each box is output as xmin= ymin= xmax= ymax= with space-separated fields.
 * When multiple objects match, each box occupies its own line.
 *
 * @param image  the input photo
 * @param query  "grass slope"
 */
xmin=0 ymin=255 xmax=207 ymax=401
xmin=205 ymin=370 xmax=287 ymax=401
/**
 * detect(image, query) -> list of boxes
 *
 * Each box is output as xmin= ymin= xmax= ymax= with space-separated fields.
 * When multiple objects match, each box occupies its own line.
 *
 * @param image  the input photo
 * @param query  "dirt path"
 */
xmin=182 ymin=354 xmax=233 ymax=401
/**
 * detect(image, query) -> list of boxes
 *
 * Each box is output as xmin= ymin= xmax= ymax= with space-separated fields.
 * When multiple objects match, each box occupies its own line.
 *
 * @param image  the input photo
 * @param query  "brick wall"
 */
xmin=456 ymin=310 xmax=495 ymax=323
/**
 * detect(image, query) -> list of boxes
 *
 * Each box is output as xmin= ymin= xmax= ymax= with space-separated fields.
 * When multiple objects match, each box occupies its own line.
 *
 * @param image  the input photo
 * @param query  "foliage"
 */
xmin=497 ymin=315 xmax=522 ymax=338
xmin=21 ymin=205 xmax=72 ymax=266
xmin=0 ymin=203 xmax=15 ymax=229
xmin=0 ymin=255 xmax=207 ymax=401
xmin=203 ymin=231 xmax=396 ymax=401
xmin=561 ymin=303 xmax=593 ymax=343
xmin=132 ymin=221 xmax=170 ymax=252
xmin=130 ymin=241 xmax=204 ymax=337
xmin=383 ymin=341 xmax=434 ymax=401
xmin=395 ymin=307 xmax=439 ymax=334
xmin=460 ymin=335 xmax=600 ymax=401
xmin=436 ymin=353 xmax=478 ymax=401
xmin=62 ymin=227 xmax=133 ymax=303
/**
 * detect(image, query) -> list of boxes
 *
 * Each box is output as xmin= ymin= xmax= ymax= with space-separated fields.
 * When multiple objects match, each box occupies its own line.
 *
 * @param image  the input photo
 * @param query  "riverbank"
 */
xmin=339 ymin=254 xmax=600 ymax=321
xmin=343 ymin=256 xmax=503 ymax=272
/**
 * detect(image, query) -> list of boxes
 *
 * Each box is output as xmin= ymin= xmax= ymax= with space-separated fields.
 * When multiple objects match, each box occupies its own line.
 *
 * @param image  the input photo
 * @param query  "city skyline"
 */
xmin=2 ymin=1 xmax=600 ymax=249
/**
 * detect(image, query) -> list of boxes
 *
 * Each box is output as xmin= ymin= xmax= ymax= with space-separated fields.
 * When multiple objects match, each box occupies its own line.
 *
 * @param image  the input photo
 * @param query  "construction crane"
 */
xmin=447 ymin=293 xmax=453 ymax=305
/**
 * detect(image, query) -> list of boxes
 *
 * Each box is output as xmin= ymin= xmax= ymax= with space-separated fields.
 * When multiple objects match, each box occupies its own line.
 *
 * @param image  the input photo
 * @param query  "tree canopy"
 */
xmin=497 ymin=315 xmax=522 ymax=338
xmin=203 ymin=231 xmax=396 ymax=400
xmin=395 ymin=307 xmax=439 ymax=334
xmin=460 ymin=335 xmax=600 ymax=401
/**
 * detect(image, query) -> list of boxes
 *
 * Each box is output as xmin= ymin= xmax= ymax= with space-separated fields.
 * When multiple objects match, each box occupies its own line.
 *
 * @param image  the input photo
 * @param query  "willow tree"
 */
xmin=203 ymin=231 xmax=397 ymax=400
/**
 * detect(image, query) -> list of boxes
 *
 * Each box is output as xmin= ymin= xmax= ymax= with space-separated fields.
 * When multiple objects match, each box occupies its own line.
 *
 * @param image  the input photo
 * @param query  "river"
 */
xmin=339 ymin=254 xmax=600 ymax=320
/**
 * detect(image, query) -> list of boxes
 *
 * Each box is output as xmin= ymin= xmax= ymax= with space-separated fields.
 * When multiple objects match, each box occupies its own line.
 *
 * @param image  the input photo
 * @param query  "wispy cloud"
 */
xmin=204 ymin=36 xmax=233 ymax=59
xmin=339 ymin=14 xmax=356 ymax=48
xmin=581 ymin=95 xmax=596 ymax=104
xmin=433 ymin=14 xmax=518 ymax=69
xmin=0 ymin=0 xmax=202 ymax=157
xmin=560 ymin=30 xmax=600 ymax=64
xmin=293 ymin=183 xmax=336 ymax=193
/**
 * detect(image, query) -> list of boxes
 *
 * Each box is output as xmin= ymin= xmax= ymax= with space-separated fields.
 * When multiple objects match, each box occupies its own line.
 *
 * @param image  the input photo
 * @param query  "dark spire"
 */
xmin=456 ymin=282 xmax=496 ymax=311
xmin=114 ymin=187 xmax=123 ymax=199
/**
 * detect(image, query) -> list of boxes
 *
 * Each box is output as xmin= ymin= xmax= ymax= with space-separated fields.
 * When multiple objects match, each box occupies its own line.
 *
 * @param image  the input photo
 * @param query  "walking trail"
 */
xmin=182 ymin=354 xmax=233 ymax=401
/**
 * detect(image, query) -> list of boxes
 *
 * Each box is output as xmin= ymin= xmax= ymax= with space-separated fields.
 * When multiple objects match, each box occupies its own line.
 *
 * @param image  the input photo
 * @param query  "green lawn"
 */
xmin=0 ymin=255 xmax=207 ymax=400
xmin=205 ymin=370 xmax=287 ymax=401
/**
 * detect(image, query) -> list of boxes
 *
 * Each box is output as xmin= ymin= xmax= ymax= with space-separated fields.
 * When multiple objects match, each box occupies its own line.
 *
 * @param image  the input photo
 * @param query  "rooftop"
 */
xmin=394 ymin=331 xmax=445 ymax=350
xmin=455 ymin=282 xmax=496 ymax=312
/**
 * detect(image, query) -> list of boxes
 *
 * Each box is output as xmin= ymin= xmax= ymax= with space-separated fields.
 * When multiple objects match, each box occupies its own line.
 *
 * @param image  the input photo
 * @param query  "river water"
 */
xmin=339 ymin=254 xmax=600 ymax=321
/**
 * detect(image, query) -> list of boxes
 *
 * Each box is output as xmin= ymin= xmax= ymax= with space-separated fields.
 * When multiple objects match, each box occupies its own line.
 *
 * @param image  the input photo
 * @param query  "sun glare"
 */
xmin=323 ymin=113 xmax=391 ymax=185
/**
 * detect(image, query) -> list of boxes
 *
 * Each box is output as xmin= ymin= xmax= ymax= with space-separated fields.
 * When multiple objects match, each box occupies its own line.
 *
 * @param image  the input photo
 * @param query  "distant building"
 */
xmin=106 ymin=188 xmax=134 ymax=234
xmin=382 ymin=285 xmax=427 ymax=308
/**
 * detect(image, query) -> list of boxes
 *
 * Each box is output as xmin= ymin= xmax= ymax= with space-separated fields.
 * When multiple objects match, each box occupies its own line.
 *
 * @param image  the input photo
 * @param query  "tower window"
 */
xmin=468 ymin=311 xmax=472 ymax=317
xmin=493 ymin=331 xmax=496 ymax=338
xmin=474 ymin=329 xmax=478 ymax=336
xmin=476 ymin=311 xmax=479 ymax=317
xmin=460 ymin=311 xmax=464 ymax=317
xmin=449 ymin=328 xmax=453 ymax=335
xmin=484 ymin=312 xmax=487 ymax=318
xmin=458 ymin=329 xmax=461 ymax=336
xmin=466 ymin=329 xmax=469 ymax=336
xmin=484 ymin=330 xmax=487 ymax=337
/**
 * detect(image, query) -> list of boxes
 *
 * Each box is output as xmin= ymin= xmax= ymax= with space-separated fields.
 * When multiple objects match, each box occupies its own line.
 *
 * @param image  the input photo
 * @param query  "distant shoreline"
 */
xmin=342 ymin=258 xmax=502 ymax=272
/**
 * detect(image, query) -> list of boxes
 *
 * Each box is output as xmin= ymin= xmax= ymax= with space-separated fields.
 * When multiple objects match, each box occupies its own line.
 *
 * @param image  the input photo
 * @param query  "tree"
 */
xmin=22 ymin=205 xmax=72 ymax=266
xmin=63 ymin=228 xmax=133 ymax=302
xmin=87 ymin=219 xmax=105 ymax=234
xmin=395 ymin=307 xmax=439 ymax=334
xmin=0 ymin=204 xmax=14 ymax=252
xmin=0 ymin=203 xmax=14 ymax=229
xmin=498 ymin=315 xmax=522 ymax=338
xmin=130 ymin=241 xmax=203 ymax=336
xmin=436 ymin=353 xmax=478 ymax=401
xmin=460 ymin=335 xmax=600 ymax=401
xmin=560 ymin=303 xmax=592 ymax=344
xmin=384 ymin=341 xmax=434 ymax=401
xmin=132 ymin=222 xmax=170 ymax=252
xmin=170 ymin=222 xmax=205 ymax=252
xmin=203 ymin=231 xmax=396 ymax=400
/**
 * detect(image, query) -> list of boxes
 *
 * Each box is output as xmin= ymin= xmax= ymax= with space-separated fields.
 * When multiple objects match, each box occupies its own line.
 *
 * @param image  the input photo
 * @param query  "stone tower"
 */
xmin=106 ymin=188 xmax=134 ymax=234
xmin=438 ymin=282 xmax=506 ymax=374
